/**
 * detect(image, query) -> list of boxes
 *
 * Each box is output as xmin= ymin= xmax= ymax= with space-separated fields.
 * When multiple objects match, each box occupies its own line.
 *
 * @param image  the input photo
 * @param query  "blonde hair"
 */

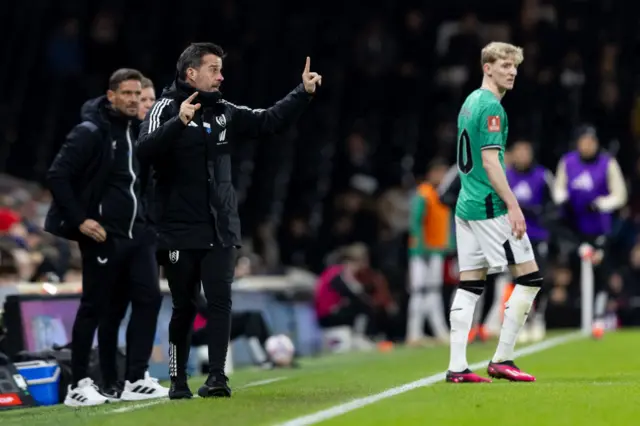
xmin=481 ymin=42 xmax=524 ymax=66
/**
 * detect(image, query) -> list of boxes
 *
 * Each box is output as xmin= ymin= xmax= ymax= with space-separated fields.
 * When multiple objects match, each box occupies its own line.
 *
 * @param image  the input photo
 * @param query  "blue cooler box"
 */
xmin=14 ymin=361 xmax=60 ymax=406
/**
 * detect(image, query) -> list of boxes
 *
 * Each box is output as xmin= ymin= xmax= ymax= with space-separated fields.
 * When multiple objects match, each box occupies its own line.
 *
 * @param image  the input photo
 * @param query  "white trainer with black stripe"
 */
xmin=64 ymin=377 xmax=109 ymax=407
xmin=121 ymin=371 xmax=169 ymax=401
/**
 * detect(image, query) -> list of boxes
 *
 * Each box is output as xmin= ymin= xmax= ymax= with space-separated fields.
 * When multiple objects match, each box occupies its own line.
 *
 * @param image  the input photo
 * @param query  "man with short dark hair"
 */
xmin=46 ymin=68 xmax=168 ymax=406
xmin=138 ymin=42 xmax=321 ymax=399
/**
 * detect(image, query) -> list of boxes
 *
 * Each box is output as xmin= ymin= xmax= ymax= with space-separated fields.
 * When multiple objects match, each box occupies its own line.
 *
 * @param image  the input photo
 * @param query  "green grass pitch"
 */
xmin=1 ymin=329 xmax=638 ymax=425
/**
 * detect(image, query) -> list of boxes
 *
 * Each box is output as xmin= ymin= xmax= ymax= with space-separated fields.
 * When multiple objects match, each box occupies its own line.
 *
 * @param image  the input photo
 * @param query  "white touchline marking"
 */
xmin=275 ymin=332 xmax=584 ymax=426
xmin=108 ymin=376 xmax=288 ymax=414
xmin=240 ymin=377 xmax=287 ymax=388
xmin=111 ymin=399 xmax=168 ymax=414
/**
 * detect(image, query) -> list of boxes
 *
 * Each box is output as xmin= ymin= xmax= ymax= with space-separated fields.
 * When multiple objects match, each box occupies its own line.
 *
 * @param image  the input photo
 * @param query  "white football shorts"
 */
xmin=455 ymin=215 xmax=535 ymax=272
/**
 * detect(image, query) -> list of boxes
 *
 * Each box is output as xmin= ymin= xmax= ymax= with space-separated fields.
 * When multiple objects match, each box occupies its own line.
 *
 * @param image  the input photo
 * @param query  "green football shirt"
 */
xmin=455 ymin=88 xmax=509 ymax=220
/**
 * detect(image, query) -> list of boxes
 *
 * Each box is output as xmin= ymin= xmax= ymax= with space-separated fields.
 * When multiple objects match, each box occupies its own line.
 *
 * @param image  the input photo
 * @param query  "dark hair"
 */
xmin=574 ymin=124 xmax=599 ymax=142
xmin=176 ymin=42 xmax=225 ymax=80
xmin=141 ymin=76 xmax=154 ymax=89
xmin=108 ymin=68 xmax=143 ymax=91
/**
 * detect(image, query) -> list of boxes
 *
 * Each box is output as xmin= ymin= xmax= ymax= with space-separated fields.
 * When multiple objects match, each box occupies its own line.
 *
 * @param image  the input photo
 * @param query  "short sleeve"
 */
xmin=476 ymin=102 xmax=504 ymax=150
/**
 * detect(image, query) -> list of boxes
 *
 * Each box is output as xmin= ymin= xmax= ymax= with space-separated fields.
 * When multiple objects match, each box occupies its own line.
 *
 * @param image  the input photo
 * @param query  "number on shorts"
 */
xmin=457 ymin=129 xmax=473 ymax=174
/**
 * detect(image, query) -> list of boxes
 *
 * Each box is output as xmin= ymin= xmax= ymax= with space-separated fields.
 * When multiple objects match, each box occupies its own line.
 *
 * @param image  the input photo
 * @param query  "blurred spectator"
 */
xmin=46 ymin=18 xmax=83 ymax=77
xmin=280 ymin=215 xmax=313 ymax=269
xmin=621 ymin=244 xmax=640 ymax=300
xmin=314 ymin=243 xmax=397 ymax=347
xmin=0 ymin=205 xmax=20 ymax=233
xmin=354 ymin=18 xmax=397 ymax=88
xmin=253 ymin=221 xmax=282 ymax=274
xmin=0 ymin=176 xmax=71 ymax=283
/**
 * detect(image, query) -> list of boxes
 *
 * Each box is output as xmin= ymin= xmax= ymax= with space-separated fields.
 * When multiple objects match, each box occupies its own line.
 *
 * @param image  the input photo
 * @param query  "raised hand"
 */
xmin=179 ymin=92 xmax=201 ymax=125
xmin=302 ymin=57 xmax=322 ymax=94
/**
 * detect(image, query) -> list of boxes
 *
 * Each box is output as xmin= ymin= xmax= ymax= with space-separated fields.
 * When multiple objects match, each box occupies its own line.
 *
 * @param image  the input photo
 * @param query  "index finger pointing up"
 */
xmin=304 ymin=56 xmax=310 ymax=74
xmin=185 ymin=91 xmax=199 ymax=104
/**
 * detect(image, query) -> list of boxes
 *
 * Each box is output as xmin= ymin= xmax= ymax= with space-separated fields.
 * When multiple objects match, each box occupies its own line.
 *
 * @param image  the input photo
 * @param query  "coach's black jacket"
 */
xmin=45 ymin=96 xmax=148 ymax=241
xmin=137 ymin=78 xmax=313 ymax=249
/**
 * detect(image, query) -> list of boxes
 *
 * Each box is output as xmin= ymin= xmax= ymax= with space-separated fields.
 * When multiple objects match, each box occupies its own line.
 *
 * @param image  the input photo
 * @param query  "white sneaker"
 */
xmin=121 ymin=372 xmax=169 ymax=401
xmin=64 ymin=378 xmax=109 ymax=407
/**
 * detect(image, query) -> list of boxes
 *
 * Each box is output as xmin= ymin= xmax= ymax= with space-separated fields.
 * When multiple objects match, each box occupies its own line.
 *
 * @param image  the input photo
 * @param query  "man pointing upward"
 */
xmin=137 ymin=42 xmax=321 ymax=399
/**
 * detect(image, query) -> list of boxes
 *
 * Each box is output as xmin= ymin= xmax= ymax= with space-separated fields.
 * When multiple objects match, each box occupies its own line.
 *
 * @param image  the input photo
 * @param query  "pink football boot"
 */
xmin=446 ymin=370 xmax=492 ymax=383
xmin=487 ymin=361 xmax=535 ymax=382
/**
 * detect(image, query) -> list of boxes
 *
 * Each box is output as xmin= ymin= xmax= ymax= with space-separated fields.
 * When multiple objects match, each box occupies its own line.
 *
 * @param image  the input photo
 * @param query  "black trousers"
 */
xmin=72 ymin=228 xmax=161 ymax=386
xmin=163 ymin=247 xmax=236 ymax=378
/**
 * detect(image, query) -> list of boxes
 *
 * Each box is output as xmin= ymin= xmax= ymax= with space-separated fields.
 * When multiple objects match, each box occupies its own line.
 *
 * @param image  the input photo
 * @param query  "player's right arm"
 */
xmin=137 ymin=97 xmax=188 ymax=159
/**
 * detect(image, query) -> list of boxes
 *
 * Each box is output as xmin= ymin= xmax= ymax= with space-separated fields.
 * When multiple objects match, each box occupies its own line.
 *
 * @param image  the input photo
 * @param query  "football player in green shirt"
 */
xmin=446 ymin=42 xmax=542 ymax=384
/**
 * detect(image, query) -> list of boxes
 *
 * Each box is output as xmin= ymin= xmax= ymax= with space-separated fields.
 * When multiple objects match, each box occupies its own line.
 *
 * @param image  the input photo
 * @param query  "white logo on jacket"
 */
xmin=218 ymin=129 xmax=227 ymax=144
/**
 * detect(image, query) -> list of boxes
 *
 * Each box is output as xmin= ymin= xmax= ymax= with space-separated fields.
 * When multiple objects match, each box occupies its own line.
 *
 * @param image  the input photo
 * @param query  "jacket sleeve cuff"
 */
xmin=295 ymin=83 xmax=315 ymax=99
xmin=68 ymin=210 xmax=86 ymax=229
xmin=167 ymin=115 xmax=188 ymax=131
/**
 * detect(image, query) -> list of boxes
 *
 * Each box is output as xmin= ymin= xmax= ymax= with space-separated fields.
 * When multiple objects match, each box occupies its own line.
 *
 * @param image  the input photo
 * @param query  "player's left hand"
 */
xmin=507 ymin=205 xmax=527 ymax=240
xmin=302 ymin=57 xmax=322 ymax=94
